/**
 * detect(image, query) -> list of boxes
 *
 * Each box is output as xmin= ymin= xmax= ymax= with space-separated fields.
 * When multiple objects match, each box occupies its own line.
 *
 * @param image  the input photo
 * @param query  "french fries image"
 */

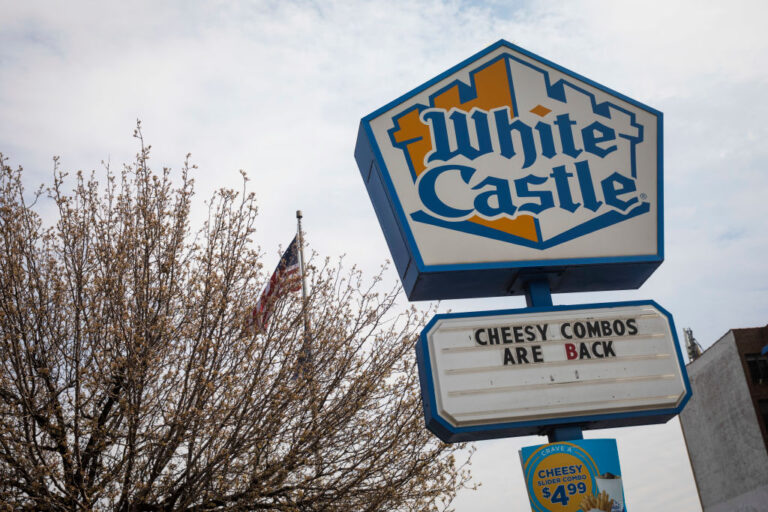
xmin=580 ymin=490 xmax=614 ymax=511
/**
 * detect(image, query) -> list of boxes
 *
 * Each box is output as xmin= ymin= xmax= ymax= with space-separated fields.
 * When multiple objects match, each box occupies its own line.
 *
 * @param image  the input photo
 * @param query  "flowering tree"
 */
xmin=0 ymin=130 xmax=473 ymax=511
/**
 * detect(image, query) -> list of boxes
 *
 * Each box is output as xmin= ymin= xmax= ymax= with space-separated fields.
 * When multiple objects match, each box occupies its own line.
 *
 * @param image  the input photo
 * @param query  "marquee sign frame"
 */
xmin=415 ymin=300 xmax=691 ymax=443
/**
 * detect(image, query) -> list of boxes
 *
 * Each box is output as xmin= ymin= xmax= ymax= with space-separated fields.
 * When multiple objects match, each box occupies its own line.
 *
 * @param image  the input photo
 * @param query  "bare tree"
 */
xmin=0 ymin=128 xmax=473 ymax=511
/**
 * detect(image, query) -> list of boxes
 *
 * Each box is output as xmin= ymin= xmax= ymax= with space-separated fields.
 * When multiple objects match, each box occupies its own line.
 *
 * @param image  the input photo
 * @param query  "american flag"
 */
xmin=252 ymin=236 xmax=302 ymax=333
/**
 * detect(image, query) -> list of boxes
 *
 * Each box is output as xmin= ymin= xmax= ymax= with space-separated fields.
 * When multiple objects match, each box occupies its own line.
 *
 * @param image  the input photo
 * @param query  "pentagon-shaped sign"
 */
xmin=355 ymin=40 xmax=663 ymax=300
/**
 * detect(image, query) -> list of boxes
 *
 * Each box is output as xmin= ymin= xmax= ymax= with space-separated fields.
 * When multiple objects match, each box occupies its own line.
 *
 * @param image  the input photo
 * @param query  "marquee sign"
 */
xmin=355 ymin=40 xmax=663 ymax=300
xmin=415 ymin=301 xmax=691 ymax=442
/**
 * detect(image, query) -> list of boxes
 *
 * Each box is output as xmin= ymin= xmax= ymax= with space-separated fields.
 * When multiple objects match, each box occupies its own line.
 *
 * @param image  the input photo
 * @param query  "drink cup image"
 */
xmin=595 ymin=472 xmax=625 ymax=512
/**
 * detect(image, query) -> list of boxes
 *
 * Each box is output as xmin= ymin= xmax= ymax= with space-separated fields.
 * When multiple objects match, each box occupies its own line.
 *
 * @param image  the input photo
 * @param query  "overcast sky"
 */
xmin=3 ymin=1 xmax=768 ymax=510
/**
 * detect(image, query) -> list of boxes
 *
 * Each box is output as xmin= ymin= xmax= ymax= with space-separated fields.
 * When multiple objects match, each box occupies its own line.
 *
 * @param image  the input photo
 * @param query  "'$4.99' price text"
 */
xmin=541 ymin=482 xmax=587 ymax=506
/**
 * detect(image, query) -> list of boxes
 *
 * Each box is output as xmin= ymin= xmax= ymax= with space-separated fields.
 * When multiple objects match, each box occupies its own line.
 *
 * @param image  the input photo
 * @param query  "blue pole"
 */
xmin=523 ymin=278 xmax=584 ymax=443
xmin=524 ymin=279 xmax=553 ymax=308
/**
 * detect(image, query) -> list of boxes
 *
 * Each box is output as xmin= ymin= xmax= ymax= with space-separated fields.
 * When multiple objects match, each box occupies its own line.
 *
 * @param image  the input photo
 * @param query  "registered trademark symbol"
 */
xmin=640 ymin=193 xmax=648 ymax=200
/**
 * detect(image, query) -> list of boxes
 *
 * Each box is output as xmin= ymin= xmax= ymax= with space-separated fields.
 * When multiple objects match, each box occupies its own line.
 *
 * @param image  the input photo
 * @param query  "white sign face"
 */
xmin=366 ymin=42 xmax=660 ymax=266
xmin=421 ymin=303 xmax=688 ymax=429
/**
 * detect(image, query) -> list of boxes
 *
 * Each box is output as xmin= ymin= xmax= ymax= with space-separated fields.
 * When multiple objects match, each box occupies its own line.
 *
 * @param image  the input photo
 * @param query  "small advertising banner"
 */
xmin=520 ymin=439 xmax=626 ymax=512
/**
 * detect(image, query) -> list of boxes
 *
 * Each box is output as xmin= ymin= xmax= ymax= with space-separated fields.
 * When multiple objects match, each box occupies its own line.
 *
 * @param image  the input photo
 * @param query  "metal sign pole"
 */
xmin=523 ymin=278 xmax=584 ymax=443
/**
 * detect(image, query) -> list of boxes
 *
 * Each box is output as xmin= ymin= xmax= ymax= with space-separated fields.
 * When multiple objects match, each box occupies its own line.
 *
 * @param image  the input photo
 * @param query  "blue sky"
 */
xmin=2 ymin=1 xmax=767 ymax=510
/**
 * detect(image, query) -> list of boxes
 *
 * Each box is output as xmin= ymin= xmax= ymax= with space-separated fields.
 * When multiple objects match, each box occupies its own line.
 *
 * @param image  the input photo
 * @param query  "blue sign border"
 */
xmin=415 ymin=300 xmax=691 ymax=443
xmin=354 ymin=39 xmax=664 ymax=301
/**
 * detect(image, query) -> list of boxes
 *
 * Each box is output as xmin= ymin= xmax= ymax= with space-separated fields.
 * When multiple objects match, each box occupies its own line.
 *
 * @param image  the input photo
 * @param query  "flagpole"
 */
xmin=296 ymin=210 xmax=310 ymax=343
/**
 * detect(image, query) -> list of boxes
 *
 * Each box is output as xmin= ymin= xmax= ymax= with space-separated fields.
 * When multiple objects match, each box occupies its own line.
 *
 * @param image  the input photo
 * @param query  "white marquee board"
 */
xmin=416 ymin=301 xmax=691 ymax=442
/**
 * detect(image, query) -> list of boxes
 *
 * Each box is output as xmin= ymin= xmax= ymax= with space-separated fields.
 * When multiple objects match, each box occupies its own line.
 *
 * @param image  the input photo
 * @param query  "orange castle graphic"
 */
xmin=389 ymin=58 xmax=545 ymax=243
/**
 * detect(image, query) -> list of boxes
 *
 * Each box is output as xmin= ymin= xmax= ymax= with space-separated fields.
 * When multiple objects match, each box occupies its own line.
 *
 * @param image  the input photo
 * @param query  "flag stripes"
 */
xmin=252 ymin=235 xmax=301 ymax=332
